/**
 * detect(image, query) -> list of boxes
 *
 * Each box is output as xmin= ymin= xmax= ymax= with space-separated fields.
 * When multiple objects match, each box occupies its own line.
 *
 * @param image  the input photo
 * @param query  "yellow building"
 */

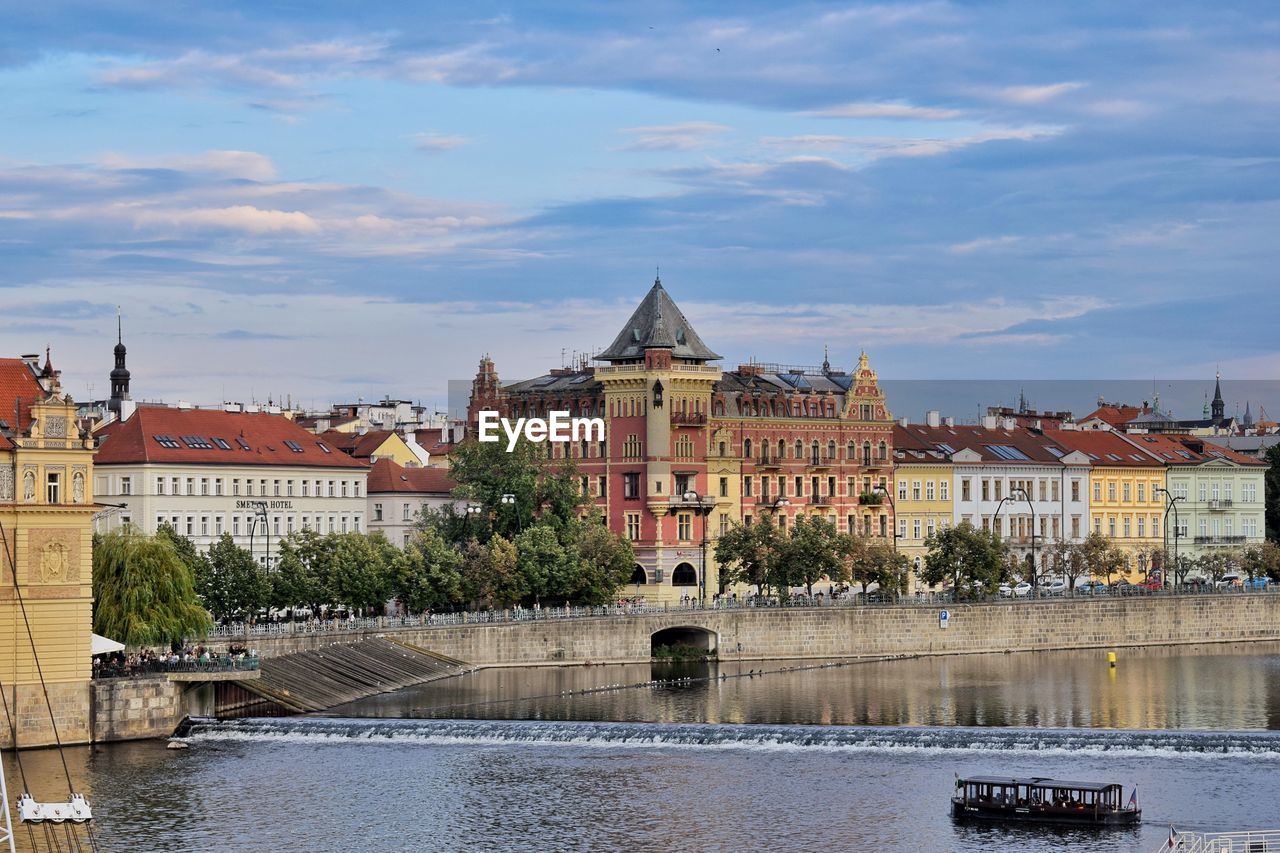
xmin=0 ymin=352 xmax=97 ymax=748
xmin=892 ymin=424 xmax=955 ymax=592
xmin=1051 ymin=428 xmax=1166 ymax=576
xmin=320 ymin=428 xmax=421 ymax=467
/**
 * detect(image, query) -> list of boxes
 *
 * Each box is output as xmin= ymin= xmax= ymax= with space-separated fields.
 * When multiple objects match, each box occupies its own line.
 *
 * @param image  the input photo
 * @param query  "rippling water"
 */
xmin=5 ymin=643 xmax=1280 ymax=852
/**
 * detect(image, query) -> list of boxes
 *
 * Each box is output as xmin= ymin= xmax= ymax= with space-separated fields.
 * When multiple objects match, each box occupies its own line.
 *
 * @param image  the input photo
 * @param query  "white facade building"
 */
xmin=94 ymin=406 xmax=369 ymax=565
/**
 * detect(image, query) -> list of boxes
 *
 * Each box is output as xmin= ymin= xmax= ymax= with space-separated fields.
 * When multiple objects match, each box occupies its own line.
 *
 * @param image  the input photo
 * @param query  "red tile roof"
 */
xmin=367 ymin=458 xmax=457 ymax=494
xmin=319 ymin=429 xmax=399 ymax=460
xmin=1080 ymin=404 xmax=1149 ymax=428
xmin=1120 ymin=432 xmax=1266 ymax=467
xmin=895 ymin=423 xmax=1072 ymax=465
xmin=1043 ymin=429 xmax=1164 ymax=467
xmin=95 ymin=407 xmax=369 ymax=468
xmin=0 ymin=358 xmax=45 ymax=445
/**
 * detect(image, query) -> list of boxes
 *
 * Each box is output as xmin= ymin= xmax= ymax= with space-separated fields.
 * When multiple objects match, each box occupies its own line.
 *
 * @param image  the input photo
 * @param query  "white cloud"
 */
xmin=801 ymin=102 xmax=964 ymax=120
xmin=99 ymin=150 xmax=278 ymax=181
xmin=618 ymin=122 xmax=732 ymax=151
xmin=947 ymin=235 xmax=1023 ymax=254
xmin=991 ymin=82 xmax=1085 ymax=104
xmin=760 ymin=126 xmax=1062 ymax=160
xmin=413 ymin=133 xmax=473 ymax=153
xmin=132 ymin=205 xmax=321 ymax=235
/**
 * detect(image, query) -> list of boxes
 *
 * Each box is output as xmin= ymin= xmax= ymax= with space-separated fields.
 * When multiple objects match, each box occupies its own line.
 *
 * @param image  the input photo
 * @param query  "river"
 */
xmin=6 ymin=642 xmax=1280 ymax=851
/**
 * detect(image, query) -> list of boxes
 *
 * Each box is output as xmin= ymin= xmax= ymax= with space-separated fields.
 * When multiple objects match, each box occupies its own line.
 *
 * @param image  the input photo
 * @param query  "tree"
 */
xmin=715 ymin=517 xmax=784 ymax=595
xmin=393 ymin=527 xmax=463 ymax=613
xmin=1194 ymin=549 xmax=1240 ymax=585
xmin=1049 ymin=538 xmax=1086 ymax=592
xmin=328 ymin=532 xmax=398 ymax=614
xmin=566 ymin=515 xmax=636 ymax=604
xmin=1078 ymin=531 xmax=1126 ymax=583
xmin=271 ymin=529 xmax=334 ymax=616
xmin=200 ymin=534 xmax=270 ymax=621
xmin=446 ymin=437 xmax=584 ymax=541
xmin=921 ymin=521 xmax=1006 ymax=597
xmin=1265 ymin=444 xmax=1280 ymax=541
xmin=851 ymin=539 xmax=908 ymax=597
xmin=780 ymin=516 xmax=846 ymax=596
xmin=514 ymin=525 xmax=572 ymax=604
xmin=460 ymin=535 xmax=526 ymax=608
xmin=1241 ymin=541 xmax=1280 ymax=582
xmin=92 ymin=527 xmax=212 ymax=647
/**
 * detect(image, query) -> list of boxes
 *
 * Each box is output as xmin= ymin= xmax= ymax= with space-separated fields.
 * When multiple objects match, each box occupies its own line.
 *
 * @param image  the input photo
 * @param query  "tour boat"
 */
xmin=951 ymin=775 xmax=1141 ymax=826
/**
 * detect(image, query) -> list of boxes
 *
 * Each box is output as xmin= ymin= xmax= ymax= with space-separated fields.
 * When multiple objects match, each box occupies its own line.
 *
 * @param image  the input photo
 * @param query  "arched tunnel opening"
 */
xmin=651 ymin=626 xmax=718 ymax=660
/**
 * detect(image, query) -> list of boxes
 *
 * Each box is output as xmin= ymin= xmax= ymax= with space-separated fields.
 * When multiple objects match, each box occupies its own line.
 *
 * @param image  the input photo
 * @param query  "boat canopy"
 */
xmin=958 ymin=776 xmax=1120 ymax=793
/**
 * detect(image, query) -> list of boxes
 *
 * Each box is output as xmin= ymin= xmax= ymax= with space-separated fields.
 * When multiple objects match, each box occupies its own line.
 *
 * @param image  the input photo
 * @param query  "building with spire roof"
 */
xmin=468 ymin=276 xmax=896 ymax=602
xmin=108 ymin=311 xmax=134 ymax=419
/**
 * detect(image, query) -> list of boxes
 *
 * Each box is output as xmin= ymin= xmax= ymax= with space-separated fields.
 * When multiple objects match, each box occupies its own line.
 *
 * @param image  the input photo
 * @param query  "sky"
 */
xmin=2 ymin=2 xmax=1278 ymax=417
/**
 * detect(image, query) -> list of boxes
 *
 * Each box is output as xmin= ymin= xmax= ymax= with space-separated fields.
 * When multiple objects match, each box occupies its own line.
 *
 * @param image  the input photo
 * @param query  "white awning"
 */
xmin=91 ymin=633 xmax=125 ymax=655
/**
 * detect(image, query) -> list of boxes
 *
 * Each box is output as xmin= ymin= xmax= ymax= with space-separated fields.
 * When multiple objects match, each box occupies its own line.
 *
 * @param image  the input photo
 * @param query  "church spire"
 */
xmin=1211 ymin=368 xmax=1225 ymax=425
xmin=109 ymin=309 xmax=131 ymax=413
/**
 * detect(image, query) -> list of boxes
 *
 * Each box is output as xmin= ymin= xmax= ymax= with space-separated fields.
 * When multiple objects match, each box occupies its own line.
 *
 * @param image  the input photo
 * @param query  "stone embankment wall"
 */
xmin=91 ymin=676 xmax=184 ymax=742
xmin=223 ymin=595 xmax=1280 ymax=667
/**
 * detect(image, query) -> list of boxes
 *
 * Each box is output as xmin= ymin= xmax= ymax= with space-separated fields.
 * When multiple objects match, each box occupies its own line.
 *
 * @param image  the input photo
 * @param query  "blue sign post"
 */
xmin=939 ymin=609 xmax=951 ymax=629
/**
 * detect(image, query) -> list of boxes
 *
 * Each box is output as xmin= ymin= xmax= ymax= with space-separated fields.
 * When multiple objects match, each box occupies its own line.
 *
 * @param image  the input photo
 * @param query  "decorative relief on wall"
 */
xmin=26 ymin=529 xmax=81 ymax=584
xmin=0 ymin=467 xmax=12 ymax=501
xmin=23 ymin=469 xmax=35 ymax=502
xmin=73 ymin=471 xmax=85 ymax=503
xmin=44 ymin=416 xmax=68 ymax=439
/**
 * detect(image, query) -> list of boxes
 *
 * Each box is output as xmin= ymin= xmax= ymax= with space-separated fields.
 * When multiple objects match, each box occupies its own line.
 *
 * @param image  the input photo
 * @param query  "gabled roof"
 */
xmin=1116 ymin=433 xmax=1264 ymax=467
xmin=318 ymin=429 xmax=402 ymax=460
xmin=596 ymin=279 xmax=721 ymax=362
xmin=95 ymin=406 xmax=368 ymax=469
xmin=0 ymin=358 xmax=45 ymax=440
xmin=1046 ymin=429 xmax=1164 ymax=467
xmin=366 ymin=458 xmax=458 ymax=494
xmin=1079 ymin=404 xmax=1148 ymax=428
xmin=896 ymin=423 xmax=1084 ymax=465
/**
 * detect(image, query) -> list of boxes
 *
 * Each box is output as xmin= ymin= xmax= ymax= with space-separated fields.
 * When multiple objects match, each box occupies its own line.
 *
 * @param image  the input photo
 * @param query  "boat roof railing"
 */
xmin=958 ymin=776 xmax=1121 ymax=793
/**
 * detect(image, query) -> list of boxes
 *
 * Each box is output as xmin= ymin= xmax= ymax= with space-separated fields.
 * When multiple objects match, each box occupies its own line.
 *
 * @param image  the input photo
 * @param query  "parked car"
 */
xmin=1012 ymin=581 xmax=1032 ymax=598
xmin=1183 ymin=576 xmax=1210 ymax=591
xmin=1217 ymin=573 xmax=1242 ymax=590
xmin=1110 ymin=578 xmax=1133 ymax=593
xmin=998 ymin=583 xmax=1013 ymax=598
xmin=1042 ymin=580 xmax=1068 ymax=596
xmin=1244 ymin=576 xmax=1270 ymax=591
xmin=1139 ymin=577 xmax=1164 ymax=592
xmin=1077 ymin=580 xmax=1107 ymax=595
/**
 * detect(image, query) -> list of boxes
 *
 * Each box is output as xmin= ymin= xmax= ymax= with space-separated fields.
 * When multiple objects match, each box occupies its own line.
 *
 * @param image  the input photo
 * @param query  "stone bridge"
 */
xmin=217 ymin=594 xmax=1280 ymax=668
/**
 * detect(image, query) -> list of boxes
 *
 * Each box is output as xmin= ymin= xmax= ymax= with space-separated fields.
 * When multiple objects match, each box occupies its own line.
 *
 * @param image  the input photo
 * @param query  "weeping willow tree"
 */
xmin=93 ymin=526 xmax=213 ymax=647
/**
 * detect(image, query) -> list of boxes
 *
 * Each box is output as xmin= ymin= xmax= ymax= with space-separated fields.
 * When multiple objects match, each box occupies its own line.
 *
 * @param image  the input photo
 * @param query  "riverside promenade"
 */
xmin=207 ymin=590 xmax=1280 ymax=668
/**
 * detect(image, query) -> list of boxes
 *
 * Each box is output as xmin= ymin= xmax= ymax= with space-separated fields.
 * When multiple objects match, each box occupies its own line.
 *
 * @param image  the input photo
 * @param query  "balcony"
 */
xmin=1194 ymin=535 xmax=1247 ymax=545
xmin=757 ymin=454 xmax=782 ymax=469
xmin=1207 ymin=499 xmax=1233 ymax=511
xmin=858 ymin=492 xmax=883 ymax=507
xmin=670 ymin=411 xmax=707 ymax=426
xmin=806 ymin=455 xmax=835 ymax=470
xmin=812 ymin=495 xmax=832 ymax=506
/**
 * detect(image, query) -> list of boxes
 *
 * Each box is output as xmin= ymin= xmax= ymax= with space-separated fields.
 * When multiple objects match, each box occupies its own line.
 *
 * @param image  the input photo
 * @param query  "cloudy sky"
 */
xmin=2 ymin=2 xmax=1278 ymax=415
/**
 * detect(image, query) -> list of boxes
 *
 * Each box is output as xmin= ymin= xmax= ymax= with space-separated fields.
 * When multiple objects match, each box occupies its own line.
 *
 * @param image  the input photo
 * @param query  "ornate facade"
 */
xmin=0 ymin=352 xmax=97 ymax=747
xmin=468 ymin=279 xmax=895 ymax=601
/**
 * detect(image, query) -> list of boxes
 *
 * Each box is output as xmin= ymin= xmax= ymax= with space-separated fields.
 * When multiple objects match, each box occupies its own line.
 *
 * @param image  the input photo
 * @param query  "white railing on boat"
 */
xmin=1161 ymin=829 xmax=1280 ymax=852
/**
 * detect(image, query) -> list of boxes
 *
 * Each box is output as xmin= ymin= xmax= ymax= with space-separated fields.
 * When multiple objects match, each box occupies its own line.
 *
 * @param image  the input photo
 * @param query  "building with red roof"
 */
xmin=366 ymin=459 xmax=459 ymax=545
xmin=94 ymin=405 xmax=369 ymax=565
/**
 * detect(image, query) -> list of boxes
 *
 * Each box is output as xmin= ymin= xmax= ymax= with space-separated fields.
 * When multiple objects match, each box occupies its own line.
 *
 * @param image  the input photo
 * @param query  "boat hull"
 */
xmin=951 ymin=799 xmax=1141 ymax=827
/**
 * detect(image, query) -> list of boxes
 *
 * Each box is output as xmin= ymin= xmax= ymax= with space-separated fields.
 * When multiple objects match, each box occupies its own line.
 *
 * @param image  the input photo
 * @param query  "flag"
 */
xmin=1128 ymin=788 xmax=1139 ymax=809
xmin=1166 ymin=826 xmax=1179 ymax=850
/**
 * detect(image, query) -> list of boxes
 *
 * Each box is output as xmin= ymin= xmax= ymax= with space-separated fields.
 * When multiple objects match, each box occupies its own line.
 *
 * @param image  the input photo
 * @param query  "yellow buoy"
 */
xmin=1107 ymin=651 xmax=1117 ymax=668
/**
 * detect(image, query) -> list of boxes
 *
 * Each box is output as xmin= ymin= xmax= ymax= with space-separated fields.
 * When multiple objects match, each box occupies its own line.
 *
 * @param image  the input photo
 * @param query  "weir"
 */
xmin=237 ymin=638 xmax=472 ymax=713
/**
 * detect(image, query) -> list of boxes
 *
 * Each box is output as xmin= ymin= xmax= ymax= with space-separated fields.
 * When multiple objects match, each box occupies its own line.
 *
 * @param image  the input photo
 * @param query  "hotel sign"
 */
xmin=235 ymin=500 xmax=295 ymax=510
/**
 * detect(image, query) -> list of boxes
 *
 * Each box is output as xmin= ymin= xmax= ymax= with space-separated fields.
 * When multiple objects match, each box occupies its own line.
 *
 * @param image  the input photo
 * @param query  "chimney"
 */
xmin=898 ymin=416 xmax=909 ymax=427
xmin=176 ymin=400 xmax=193 ymax=410
xmin=20 ymin=353 xmax=39 ymax=371
xmin=926 ymin=410 xmax=941 ymax=428
xmin=943 ymin=416 xmax=955 ymax=427
xmin=1002 ymin=417 xmax=1017 ymax=430
xmin=982 ymin=415 xmax=998 ymax=429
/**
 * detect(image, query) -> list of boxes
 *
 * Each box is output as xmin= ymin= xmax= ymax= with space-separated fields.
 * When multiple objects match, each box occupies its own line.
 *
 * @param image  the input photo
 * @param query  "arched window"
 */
xmin=878 ymin=441 xmax=888 ymax=460
xmin=718 ymin=441 xmax=727 ymax=457
xmin=827 ymin=440 xmax=837 ymax=461
xmin=777 ymin=439 xmax=786 ymax=458
xmin=630 ymin=564 xmax=648 ymax=585
xmin=795 ymin=439 xmax=804 ymax=458
xmin=863 ymin=441 xmax=872 ymax=466
xmin=672 ymin=563 xmax=697 ymax=586
xmin=811 ymin=441 xmax=820 ymax=464
xmin=744 ymin=438 xmax=753 ymax=458
xmin=847 ymin=441 xmax=856 ymax=459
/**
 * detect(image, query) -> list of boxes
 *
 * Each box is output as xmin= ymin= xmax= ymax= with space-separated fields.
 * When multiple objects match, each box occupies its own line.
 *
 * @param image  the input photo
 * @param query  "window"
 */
xmin=374 ymin=503 xmax=383 ymax=521
xmin=678 ymin=513 xmax=692 ymax=541
xmin=317 ymin=441 xmax=332 ymax=454
xmin=898 ymin=479 xmax=908 ymax=500
xmin=898 ymin=518 xmax=907 ymax=538
xmin=186 ymin=516 xmax=195 ymax=536
xmin=1224 ymin=482 xmax=1232 ymax=502
xmin=201 ymin=478 xmax=209 ymax=496
xmin=940 ymin=480 xmax=949 ymax=501
xmin=962 ymin=479 xmax=971 ymax=501
xmin=1071 ymin=480 xmax=1080 ymax=502
xmin=153 ymin=434 xmax=180 ymax=449
xmin=626 ymin=513 xmax=641 ymax=541
xmin=302 ymin=480 xmax=310 ymax=497
xmin=155 ymin=476 xmax=165 ymax=495
xmin=1108 ymin=518 xmax=1116 ymax=537
xmin=1108 ymin=482 xmax=1116 ymax=501
xmin=1123 ymin=517 xmax=1131 ymax=538
xmin=1137 ymin=517 xmax=1145 ymax=537
xmin=719 ymin=513 xmax=729 ymax=536
xmin=912 ymin=481 xmax=921 ymax=500
xmin=743 ymin=477 xmax=753 ymax=497
xmin=212 ymin=437 xmax=231 ymax=450
xmin=236 ymin=437 xmax=252 ymax=451
xmin=232 ymin=478 xmax=241 ymax=496
xmin=925 ymin=481 xmax=935 ymax=501
xmin=794 ymin=476 xmax=803 ymax=497
xmin=186 ymin=477 xmax=195 ymax=496
xmin=46 ymin=473 xmax=61 ymax=504
xmin=981 ymin=480 xmax=990 ymax=501
xmin=1071 ymin=517 xmax=1080 ymax=538
xmin=623 ymin=473 xmax=641 ymax=499
xmin=1137 ymin=483 xmax=1145 ymax=502
xmin=120 ymin=476 xmax=132 ymax=496
xmin=719 ymin=477 xmax=729 ymax=498
xmin=273 ymin=480 xmax=281 ymax=496
xmin=598 ymin=476 xmax=606 ymax=498
xmin=328 ymin=481 xmax=335 ymax=497
xmin=912 ymin=519 xmax=921 ymax=540
xmin=1199 ymin=482 xmax=1207 ymax=502
xmin=233 ymin=516 xmax=241 ymax=536
xmin=201 ymin=516 xmax=209 ymax=536
xmin=181 ymin=435 xmax=212 ymax=449
xmin=284 ymin=440 xmax=304 ymax=453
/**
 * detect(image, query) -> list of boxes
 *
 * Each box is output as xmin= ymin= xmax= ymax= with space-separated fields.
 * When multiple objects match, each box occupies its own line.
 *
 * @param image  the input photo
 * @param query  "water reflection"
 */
xmin=337 ymin=642 xmax=1280 ymax=731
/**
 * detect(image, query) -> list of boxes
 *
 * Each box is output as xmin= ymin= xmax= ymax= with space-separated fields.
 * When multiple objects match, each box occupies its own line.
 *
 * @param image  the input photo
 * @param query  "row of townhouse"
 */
xmin=93 ymin=405 xmax=458 ymax=564
xmin=893 ymin=417 xmax=1267 ymax=584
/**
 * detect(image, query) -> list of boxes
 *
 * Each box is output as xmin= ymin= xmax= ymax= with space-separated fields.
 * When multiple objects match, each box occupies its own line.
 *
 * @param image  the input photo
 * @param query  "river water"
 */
xmin=7 ymin=643 xmax=1280 ymax=852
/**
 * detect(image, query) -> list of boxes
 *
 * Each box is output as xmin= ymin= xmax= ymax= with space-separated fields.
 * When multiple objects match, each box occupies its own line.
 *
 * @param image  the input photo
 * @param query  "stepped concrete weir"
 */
xmin=239 ymin=637 xmax=472 ymax=713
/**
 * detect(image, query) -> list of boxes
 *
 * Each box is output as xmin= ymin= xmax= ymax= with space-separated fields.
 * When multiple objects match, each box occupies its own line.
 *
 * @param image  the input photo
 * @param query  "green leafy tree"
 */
xmin=1078 ymin=531 xmax=1126 ymax=583
xmin=566 ymin=515 xmax=636 ymax=604
xmin=779 ymin=516 xmax=847 ymax=596
xmin=851 ymin=539 xmax=909 ymax=596
xmin=1195 ymin=549 xmax=1240 ymax=584
xmin=201 ymin=534 xmax=271 ymax=621
xmin=1265 ymin=444 xmax=1280 ymax=541
xmin=92 ymin=527 xmax=212 ymax=646
xmin=514 ymin=524 xmax=572 ymax=604
xmin=447 ymin=437 xmax=584 ymax=540
xmin=460 ymin=535 xmax=526 ymax=608
xmin=271 ymin=529 xmax=334 ymax=616
xmin=1048 ymin=538 xmax=1086 ymax=592
xmin=328 ymin=532 xmax=397 ymax=614
xmin=393 ymin=528 xmax=463 ymax=613
xmin=715 ymin=516 xmax=784 ymax=594
xmin=1241 ymin=541 xmax=1280 ymax=582
xmin=922 ymin=521 xmax=1006 ymax=597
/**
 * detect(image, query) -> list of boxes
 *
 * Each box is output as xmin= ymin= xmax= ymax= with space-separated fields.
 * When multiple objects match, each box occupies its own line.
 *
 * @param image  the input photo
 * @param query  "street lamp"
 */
xmin=1155 ymin=487 xmax=1184 ymax=588
xmin=682 ymin=490 xmax=714 ymax=607
xmin=1009 ymin=486 xmax=1036 ymax=591
xmin=465 ymin=503 xmax=482 ymax=536
xmin=93 ymin=501 xmax=130 ymax=534
xmin=500 ymin=493 xmax=522 ymax=532
xmin=247 ymin=503 xmax=270 ymax=568
xmin=874 ymin=484 xmax=897 ymax=551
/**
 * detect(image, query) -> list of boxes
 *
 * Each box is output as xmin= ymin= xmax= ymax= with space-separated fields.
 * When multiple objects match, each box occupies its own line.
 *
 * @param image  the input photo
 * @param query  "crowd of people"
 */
xmin=93 ymin=644 xmax=258 ymax=678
